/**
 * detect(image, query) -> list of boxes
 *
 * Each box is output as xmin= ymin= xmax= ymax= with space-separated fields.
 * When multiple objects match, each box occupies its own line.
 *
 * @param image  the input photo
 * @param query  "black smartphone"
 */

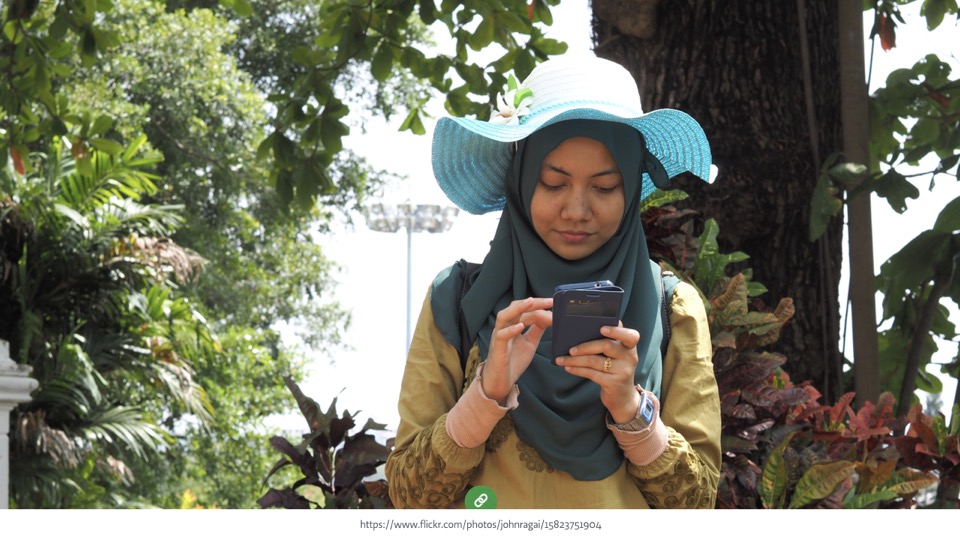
xmin=551 ymin=280 xmax=624 ymax=362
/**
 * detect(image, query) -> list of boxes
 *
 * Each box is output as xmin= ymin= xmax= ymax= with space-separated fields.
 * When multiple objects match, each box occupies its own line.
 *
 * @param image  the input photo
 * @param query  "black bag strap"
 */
xmin=660 ymin=269 xmax=680 ymax=358
xmin=454 ymin=259 xmax=483 ymax=371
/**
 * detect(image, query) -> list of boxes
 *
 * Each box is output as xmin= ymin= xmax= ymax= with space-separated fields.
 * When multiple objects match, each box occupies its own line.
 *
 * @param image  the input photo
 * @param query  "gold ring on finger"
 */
xmin=602 ymin=358 xmax=612 ymax=373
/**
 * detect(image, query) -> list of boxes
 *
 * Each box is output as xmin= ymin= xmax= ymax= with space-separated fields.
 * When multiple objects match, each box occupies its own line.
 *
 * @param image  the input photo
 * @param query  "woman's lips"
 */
xmin=559 ymin=231 xmax=591 ymax=242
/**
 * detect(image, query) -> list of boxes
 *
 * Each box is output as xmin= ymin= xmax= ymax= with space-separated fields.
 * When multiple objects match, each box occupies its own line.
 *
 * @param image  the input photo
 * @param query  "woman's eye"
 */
xmin=539 ymin=180 xmax=565 ymax=192
xmin=594 ymin=185 xmax=619 ymax=195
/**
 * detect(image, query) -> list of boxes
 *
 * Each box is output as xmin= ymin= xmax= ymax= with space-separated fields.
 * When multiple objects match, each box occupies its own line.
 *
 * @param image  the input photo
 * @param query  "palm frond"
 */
xmin=81 ymin=406 xmax=167 ymax=461
xmin=32 ymin=337 xmax=107 ymax=418
xmin=58 ymin=151 xmax=160 ymax=212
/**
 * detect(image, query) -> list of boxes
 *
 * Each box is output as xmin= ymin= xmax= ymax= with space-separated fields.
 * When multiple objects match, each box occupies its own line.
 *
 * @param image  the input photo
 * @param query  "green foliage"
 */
xmin=876 ymin=195 xmax=959 ymax=412
xmin=56 ymin=2 xmax=345 ymax=506
xmin=225 ymin=0 xmax=567 ymax=207
xmin=1 ymin=139 xmax=215 ymax=508
xmin=645 ymin=196 xmax=954 ymax=508
xmin=709 ymin=274 xmax=795 ymax=351
xmin=822 ymin=0 xmax=960 ymax=413
xmin=640 ymin=193 xmax=698 ymax=270
xmin=259 ymin=377 xmax=393 ymax=509
xmin=809 ymin=154 xmax=868 ymax=241
xmin=871 ymin=52 xmax=959 ymax=177
xmin=690 ymin=218 xmax=763 ymax=299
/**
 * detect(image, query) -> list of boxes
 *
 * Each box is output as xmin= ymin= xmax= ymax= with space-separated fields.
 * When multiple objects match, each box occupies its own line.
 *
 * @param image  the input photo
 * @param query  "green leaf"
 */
xmin=809 ymin=171 xmax=843 ymax=241
xmin=535 ymin=1 xmax=554 ymax=25
xmin=639 ymin=189 xmax=689 ymax=213
xmin=90 ymin=115 xmax=114 ymax=137
xmin=445 ymin=86 xmax=474 ymax=116
xmin=91 ymin=27 xmax=121 ymax=50
xmin=54 ymin=203 xmax=90 ymax=229
xmin=828 ymin=161 xmax=868 ymax=184
xmin=916 ymin=369 xmax=944 ymax=393
xmin=121 ymin=134 xmax=148 ymax=162
xmin=469 ymin=18 xmax=495 ymax=51
xmin=232 ymin=0 xmax=254 ymax=17
xmin=370 ymin=43 xmax=394 ymax=82
xmin=759 ymin=433 xmax=796 ymax=508
xmin=532 ymin=36 xmax=568 ymax=56
xmin=499 ymin=11 xmax=529 ymax=33
xmin=399 ymin=108 xmax=426 ymax=135
xmin=419 ymin=0 xmax=437 ymax=24
xmin=454 ymin=62 xmax=485 ymax=87
xmin=320 ymin=115 xmax=349 ymax=154
xmin=401 ymin=47 xmax=427 ymax=77
xmin=911 ymin=116 xmax=941 ymax=146
xmin=89 ymin=138 xmax=124 ymax=156
xmin=870 ymin=169 xmax=920 ymax=213
xmin=843 ymin=490 xmax=899 ymax=509
xmin=3 ymin=21 xmax=24 ymax=44
xmin=293 ymin=159 xmax=322 ymax=209
xmin=921 ymin=0 xmax=948 ymax=29
xmin=788 ymin=461 xmax=856 ymax=508
xmin=80 ymin=28 xmax=99 ymax=67
xmin=933 ymin=195 xmax=960 ymax=232
xmin=514 ymin=50 xmax=537 ymax=80
xmin=514 ymin=87 xmax=533 ymax=107
xmin=884 ymin=468 xmax=938 ymax=495
xmin=256 ymin=133 xmax=276 ymax=163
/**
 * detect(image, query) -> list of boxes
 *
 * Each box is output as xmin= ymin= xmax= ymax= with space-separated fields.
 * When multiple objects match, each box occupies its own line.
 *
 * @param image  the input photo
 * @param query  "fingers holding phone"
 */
xmin=551 ymin=279 xmax=644 ymax=423
xmin=556 ymin=325 xmax=642 ymax=423
xmin=483 ymin=297 xmax=554 ymax=404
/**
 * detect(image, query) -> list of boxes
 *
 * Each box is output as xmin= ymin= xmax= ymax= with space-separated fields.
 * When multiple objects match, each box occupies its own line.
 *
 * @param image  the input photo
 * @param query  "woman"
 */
xmin=385 ymin=56 xmax=721 ymax=509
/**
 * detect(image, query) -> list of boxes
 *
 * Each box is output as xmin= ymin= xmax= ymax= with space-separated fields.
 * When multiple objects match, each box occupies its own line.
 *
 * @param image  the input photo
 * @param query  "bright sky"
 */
xmin=275 ymin=2 xmax=959 ymax=435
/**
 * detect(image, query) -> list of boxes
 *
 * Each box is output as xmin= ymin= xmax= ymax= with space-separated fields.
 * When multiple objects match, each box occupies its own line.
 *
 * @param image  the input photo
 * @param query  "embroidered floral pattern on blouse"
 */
xmin=388 ymin=421 xmax=479 ymax=509
xmin=627 ymin=429 xmax=717 ymax=509
xmin=517 ymin=437 xmax=555 ymax=473
xmin=486 ymin=414 xmax=513 ymax=452
xmin=463 ymin=347 xmax=482 ymax=394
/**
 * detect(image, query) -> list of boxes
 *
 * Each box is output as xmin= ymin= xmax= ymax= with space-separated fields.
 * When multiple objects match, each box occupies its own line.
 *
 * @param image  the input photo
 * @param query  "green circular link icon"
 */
xmin=465 ymin=485 xmax=497 ymax=509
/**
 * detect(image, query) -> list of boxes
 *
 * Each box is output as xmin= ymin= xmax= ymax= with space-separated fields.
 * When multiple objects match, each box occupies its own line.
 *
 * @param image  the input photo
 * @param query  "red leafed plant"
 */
xmin=648 ymin=208 xmax=958 ymax=509
xmin=258 ymin=377 xmax=393 ymax=509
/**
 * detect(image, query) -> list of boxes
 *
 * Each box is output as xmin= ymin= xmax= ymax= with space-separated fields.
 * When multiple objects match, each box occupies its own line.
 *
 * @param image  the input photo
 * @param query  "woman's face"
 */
xmin=531 ymin=136 xmax=625 ymax=261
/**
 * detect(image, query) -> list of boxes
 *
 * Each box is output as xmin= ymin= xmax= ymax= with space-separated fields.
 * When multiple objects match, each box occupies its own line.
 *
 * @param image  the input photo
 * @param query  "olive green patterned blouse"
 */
xmin=385 ymin=281 xmax=721 ymax=509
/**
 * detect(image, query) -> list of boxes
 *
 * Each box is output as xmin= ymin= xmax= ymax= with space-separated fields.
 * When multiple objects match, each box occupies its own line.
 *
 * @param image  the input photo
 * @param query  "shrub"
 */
xmin=663 ymin=210 xmax=960 ymax=509
xmin=258 ymin=377 xmax=392 ymax=509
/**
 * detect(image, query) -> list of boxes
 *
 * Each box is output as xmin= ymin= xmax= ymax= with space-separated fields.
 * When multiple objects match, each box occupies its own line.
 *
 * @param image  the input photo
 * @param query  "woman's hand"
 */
xmin=555 ymin=323 xmax=642 ymax=424
xmin=482 ymin=297 xmax=554 ymax=404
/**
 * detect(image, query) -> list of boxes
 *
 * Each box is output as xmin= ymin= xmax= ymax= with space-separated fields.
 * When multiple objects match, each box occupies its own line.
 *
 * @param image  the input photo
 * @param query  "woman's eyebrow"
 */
xmin=541 ymin=163 xmax=621 ymax=178
xmin=590 ymin=168 xmax=621 ymax=178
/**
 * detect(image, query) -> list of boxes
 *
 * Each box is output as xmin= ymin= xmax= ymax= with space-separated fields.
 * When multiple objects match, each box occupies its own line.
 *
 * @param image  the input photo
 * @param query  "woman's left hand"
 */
xmin=555 ymin=323 xmax=641 ymax=424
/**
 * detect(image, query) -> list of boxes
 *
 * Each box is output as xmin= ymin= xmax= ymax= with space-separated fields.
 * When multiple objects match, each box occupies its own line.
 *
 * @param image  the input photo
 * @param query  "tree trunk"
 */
xmin=836 ymin=0 xmax=880 ymax=406
xmin=593 ymin=0 xmax=847 ymax=400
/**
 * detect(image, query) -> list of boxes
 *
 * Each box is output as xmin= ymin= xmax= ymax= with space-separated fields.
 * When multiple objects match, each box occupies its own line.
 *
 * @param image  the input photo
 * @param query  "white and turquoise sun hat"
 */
xmin=431 ymin=55 xmax=715 ymax=215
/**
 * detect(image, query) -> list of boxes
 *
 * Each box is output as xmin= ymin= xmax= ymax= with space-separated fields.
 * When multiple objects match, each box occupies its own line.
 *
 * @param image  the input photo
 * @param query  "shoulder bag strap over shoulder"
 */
xmin=455 ymin=259 xmax=483 ymax=371
xmin=660 ymin=268 xmax=680 ymax=358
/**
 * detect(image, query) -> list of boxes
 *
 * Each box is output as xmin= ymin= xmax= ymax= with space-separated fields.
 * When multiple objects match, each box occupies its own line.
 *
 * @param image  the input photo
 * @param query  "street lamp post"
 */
xmin=364 ymin=203 xmax=459 ymax=353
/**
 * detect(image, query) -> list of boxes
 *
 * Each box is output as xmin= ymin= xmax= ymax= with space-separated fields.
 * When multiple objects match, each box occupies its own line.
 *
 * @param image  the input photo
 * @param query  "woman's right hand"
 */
xmin=481 ymin=297 xmax=554 ymax=404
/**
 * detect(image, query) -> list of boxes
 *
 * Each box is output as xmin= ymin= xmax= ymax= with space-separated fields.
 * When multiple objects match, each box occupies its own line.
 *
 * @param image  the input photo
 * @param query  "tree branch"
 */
xmin=897 ymin=262 xmax=956 ymax=417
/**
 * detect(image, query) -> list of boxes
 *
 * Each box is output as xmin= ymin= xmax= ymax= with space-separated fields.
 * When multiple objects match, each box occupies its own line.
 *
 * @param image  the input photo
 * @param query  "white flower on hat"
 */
xmin=490 ymin=74 xmax=533 ymax=125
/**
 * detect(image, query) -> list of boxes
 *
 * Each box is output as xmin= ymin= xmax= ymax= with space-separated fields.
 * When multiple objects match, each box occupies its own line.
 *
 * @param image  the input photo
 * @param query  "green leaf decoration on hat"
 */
xmin=490 ymin=73 xmax=534 ymax=125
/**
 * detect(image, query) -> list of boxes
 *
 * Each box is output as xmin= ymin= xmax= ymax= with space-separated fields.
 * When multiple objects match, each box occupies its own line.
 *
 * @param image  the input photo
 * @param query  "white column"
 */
xmin=0 ymin=339 xmax=38 ymax=509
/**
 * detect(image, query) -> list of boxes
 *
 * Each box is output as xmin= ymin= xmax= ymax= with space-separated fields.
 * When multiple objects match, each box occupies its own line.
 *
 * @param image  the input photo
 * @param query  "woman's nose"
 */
xmin=560 ymin=189 xmax=590 ymax=221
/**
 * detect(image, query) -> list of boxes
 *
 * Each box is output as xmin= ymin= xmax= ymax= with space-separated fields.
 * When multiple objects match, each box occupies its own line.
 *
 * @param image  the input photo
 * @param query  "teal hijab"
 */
xmin=433 ymin=120 xmax=664 ymax=481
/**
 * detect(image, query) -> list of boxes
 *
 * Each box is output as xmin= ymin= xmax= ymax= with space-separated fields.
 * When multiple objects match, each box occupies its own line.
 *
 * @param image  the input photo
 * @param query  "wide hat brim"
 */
xmin=432 ymin=106 xmax=712 ymax=215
